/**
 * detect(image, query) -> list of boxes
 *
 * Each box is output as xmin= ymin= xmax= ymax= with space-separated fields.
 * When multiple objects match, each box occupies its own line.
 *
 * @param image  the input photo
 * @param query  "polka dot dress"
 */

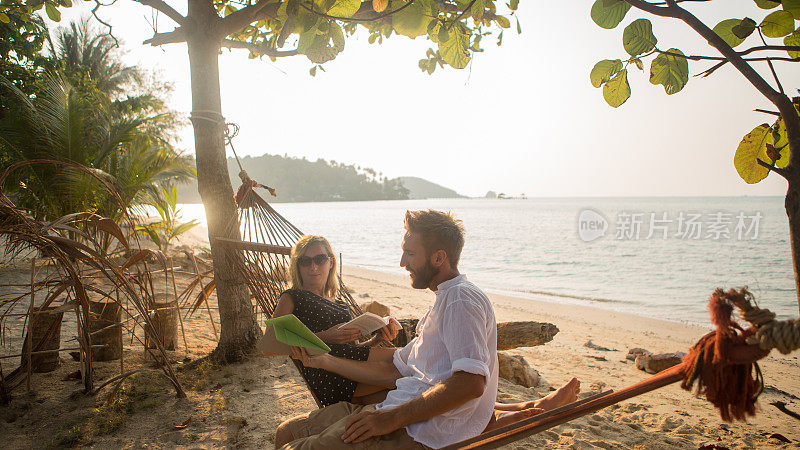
xmin=284 ymin=289 xmax=370 ymax=407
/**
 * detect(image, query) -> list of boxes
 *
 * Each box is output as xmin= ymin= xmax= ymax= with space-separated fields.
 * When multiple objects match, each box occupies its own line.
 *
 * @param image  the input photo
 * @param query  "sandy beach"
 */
xmin=1 ymin=240 xmax=799 ymax=448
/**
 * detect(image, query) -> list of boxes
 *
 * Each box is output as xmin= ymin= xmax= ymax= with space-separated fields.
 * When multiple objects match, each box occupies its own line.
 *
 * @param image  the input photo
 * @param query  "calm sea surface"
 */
xmin=180 ymin=197 xmax=796 ymax=326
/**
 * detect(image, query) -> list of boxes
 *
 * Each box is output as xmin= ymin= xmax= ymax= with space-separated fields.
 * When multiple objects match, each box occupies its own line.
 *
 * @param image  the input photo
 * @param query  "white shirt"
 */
xmin=376 ymin=274 xmax=498 ymax=449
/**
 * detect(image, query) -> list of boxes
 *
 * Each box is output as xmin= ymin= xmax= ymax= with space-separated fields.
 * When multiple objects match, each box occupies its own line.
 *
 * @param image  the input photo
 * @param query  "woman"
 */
xmin=272 ymin=235 xmax=401 ymax=407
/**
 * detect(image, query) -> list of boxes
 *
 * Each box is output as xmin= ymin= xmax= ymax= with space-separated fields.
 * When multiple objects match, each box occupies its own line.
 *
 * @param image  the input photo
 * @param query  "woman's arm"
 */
xmin=272 ymin=292 xmax=295 ymax=318
xmin=260 ymin=293 xmax=296 ymax=356
xmin=273 ymin=291 xmax=361 ymax=344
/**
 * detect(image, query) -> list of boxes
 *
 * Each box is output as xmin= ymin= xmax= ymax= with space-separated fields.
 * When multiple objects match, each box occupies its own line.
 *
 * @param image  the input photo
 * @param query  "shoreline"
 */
xmin=346 ymin=262 xmax=723 ymax=329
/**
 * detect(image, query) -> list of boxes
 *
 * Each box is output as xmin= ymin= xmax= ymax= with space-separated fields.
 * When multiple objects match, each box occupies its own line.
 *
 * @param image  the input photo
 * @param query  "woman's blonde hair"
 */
xmin=289 ymin=235 xmax=339 ymax=299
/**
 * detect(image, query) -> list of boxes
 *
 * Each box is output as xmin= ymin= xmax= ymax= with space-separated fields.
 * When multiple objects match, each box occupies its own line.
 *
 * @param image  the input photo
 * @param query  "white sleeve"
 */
xmin=440 ymin=301 xmax=490 ymax=379
xmin=392 ymin=337 xmax=416 ymax=377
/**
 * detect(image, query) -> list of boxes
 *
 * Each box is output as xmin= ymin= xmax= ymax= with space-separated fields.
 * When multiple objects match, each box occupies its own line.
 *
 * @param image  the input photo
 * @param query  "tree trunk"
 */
xmin=786 ymin=182 xmax=800 ymax=315
xmin=186 ymin=0 xmax=260 ymax=361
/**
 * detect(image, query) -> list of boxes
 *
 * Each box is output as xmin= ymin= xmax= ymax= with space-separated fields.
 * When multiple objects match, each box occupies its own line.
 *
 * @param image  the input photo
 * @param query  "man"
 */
xmin=275 ymin=209 xmax=498 ymax=449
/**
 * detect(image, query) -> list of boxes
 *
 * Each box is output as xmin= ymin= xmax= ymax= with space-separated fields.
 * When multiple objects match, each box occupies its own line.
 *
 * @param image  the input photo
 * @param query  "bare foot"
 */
xmin=484 ymin=406 xmax=545 ymax=432
xmin=484 ymin=378 xmax=581 ymax=432
xmin=535 ymin=377 xmax=581 ymax=411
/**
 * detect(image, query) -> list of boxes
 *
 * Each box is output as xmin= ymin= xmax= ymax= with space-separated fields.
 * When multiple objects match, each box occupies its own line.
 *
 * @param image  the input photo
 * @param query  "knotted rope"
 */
xmin=729 ymin=289 xmax=800 ymax=355
xmin=680 ymin=287 xmax=799 ymax=422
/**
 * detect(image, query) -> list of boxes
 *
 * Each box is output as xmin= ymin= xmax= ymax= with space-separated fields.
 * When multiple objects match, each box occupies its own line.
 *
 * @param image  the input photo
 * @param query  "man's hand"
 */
xmin=378 ymin=317 xmax=401 ymax=342
xmin=289 ymin=346 xmax=330 ymax=369
xmin=342 ymin=408 xmax=401 ymax=443
xmin=317 ymin=324 xmax=362 ymax=344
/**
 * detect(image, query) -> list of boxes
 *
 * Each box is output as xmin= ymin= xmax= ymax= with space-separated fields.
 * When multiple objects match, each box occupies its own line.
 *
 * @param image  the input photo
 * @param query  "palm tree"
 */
xmin=48 ymin=17 xmax=142 ymax=99
xmin=0 ymin=73 xmax=193 ymax=221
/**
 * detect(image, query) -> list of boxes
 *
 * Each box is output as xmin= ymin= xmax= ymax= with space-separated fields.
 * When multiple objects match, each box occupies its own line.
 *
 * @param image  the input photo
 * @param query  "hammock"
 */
xmin=208 ymin=175 xmax=365 ymax=407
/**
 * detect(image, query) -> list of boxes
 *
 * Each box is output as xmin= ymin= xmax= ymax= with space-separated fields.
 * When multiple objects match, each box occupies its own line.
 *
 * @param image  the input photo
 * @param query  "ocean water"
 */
xmin=180 ymin=197 xmax=796 ymax=326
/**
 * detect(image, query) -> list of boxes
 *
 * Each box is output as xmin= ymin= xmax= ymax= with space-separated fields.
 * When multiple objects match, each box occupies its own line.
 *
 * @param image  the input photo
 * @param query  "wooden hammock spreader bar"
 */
xmin=448 ymin=341 xmax=770 ymax=449
xmin=214 ymin=238 xmax=292 ymax=255
xmin=443 ymin=389 xmax=614 ymax=450
xmin=446 ymin=367 xmax=684 ymax=449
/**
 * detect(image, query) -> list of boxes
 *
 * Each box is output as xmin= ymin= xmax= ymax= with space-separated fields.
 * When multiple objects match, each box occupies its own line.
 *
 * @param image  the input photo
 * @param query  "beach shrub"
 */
xmin=135 ymin=184 xmax=199 ymax=252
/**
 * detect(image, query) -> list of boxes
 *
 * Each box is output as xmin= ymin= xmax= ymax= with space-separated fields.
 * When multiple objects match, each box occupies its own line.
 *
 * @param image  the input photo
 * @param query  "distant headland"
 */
xmin=176 ymin=154 xmax=465 ymax=203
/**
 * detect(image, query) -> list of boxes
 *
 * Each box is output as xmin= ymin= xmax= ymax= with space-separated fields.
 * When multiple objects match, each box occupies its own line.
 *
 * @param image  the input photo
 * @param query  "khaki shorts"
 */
xmin=282 ymin=402 xmax=428 ymax=450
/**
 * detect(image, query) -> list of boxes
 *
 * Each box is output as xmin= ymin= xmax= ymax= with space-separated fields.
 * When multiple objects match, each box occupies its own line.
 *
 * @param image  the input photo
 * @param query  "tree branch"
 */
xmin=739 ymin=45 xmax=800 ymax=56
xmin=143 ymin=29 xmax=187 ymax=46
xmin=446 ymin=0 xmax=476 ymax=30
xmin=132 ymin=0 xmax=186 ymax=25
xmin=757 ymin=158 xmax=790 ymax=180
xmin=220 ymin=39 xmax=299 ymax=57
xmin=435 ymin=0 xmax=498 ymax=21
xmin=754 ymin=108 xmax=781 ymax=116
xmin=299 ymin=0 xmax=416 ymax=23
xmin=698 ymin=56 xmax=800 ymax=78
xmin=217 ymin=0 xmax=280 ymax=39
xmin=622 ymin=0 xmax=679 ymax=17
xmin=757 ymin=28 xmax=785 ymax=95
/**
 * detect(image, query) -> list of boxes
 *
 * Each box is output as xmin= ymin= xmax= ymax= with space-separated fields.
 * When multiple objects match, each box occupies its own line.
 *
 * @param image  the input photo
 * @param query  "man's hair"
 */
xmin=404 ymin=210 xmax=465 ymax=268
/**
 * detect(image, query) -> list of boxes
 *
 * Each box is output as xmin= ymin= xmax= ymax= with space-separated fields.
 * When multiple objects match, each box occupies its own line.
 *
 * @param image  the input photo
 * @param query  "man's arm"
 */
xmin=341 ymin=370 xmax=486 ymax=443
xmin=291 ymin=346 xmax=401 ymax=389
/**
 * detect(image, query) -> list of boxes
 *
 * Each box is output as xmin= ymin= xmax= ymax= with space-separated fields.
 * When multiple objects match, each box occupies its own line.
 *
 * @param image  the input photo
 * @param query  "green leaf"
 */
xmin=649 ymin=48 xmax=689 ymax=95
xmin=590 ymin=59 xmax=622 ymax=88
xmin=516 ymin=17 xmax=522 ymax=34
xmin=496 ymin=16 xmax=510 ymax=29
xmin=760 ymin=10 xmax=795 ymax=38
xmin=438 ymin=26 xmax=449 ymax=42
xmin=732 ymin=18 xmax=757 ymax=39
xmin=713 ymin=19 xmax=747 ymax=48
xmin=783 ymin=0 xmax=800 ymax=19
xmin=392 ymin=0 xmax=433 ymax=38
xmin=754 ymin=0 xmax=780 ymax=9
xmin=590 ymin=0 xmax=632 ymax=30
xmin=299 ymin=22 xmax=345 ymax=63
xmin=327 ymin=0 xmax=360 ymax=17
xmin=45 ymin=2 xmax=60 ymax=21
xmin=734 ymin=124 xmax=772 ymax=184
xmin=785 ymin=28 xmax=800 ymax=58
xmin=139 ymin=226 xmax=163 ymax=249
xmin=603 ymin=69 xmax=630 ymax=108
xmin=634 ymin=58 xmax=643 ymax=70
xmin=438 ymin=26 xmax=471 ymax=69
xmin=472 ymin=0 xmax=486 ymax=21
xmin=0 ymin=12 xmax=9 ymax=23
xmin=509 ymin=0 xmax=519 ymax=11
xmin=622 ymin=18 xmax=657 ymax=56
xmin=171 ymin=221 xmax=200 ymax=239
xmin=772 ymin=118 xmax=791 ymax=168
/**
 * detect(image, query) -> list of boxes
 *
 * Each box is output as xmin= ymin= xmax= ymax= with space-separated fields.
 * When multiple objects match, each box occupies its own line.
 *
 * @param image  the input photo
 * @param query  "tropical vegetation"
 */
xmin=0 ymin=15 xmax=193 ymax=222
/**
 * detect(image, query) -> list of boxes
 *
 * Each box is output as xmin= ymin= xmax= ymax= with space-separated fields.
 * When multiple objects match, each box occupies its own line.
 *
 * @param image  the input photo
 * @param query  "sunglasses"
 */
xmin=298 ymin=254 xmax=332 ymax=267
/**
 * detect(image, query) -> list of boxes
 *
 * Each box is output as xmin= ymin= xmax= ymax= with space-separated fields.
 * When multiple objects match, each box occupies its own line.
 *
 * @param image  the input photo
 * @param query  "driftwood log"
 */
xmin=391 ymin=320 xmax=559 ymax=351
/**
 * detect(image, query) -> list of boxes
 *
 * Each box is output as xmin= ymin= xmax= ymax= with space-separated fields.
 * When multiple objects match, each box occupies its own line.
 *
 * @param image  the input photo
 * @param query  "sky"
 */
xmin=48 ymin=0 xmax=798 ymax=198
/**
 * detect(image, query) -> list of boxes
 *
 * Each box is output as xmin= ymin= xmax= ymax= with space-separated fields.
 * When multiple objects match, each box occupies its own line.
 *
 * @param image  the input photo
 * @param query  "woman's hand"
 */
xmin=317 ymin=324 xmax=363 ymax=344
xmin=378 ymin=317 xmax=401 ymax=342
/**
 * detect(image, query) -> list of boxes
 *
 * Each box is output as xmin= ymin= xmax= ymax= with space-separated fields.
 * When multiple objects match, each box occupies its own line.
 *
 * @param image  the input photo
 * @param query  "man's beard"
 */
xmin=408 ymin=261 xmax=438 ymax=289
